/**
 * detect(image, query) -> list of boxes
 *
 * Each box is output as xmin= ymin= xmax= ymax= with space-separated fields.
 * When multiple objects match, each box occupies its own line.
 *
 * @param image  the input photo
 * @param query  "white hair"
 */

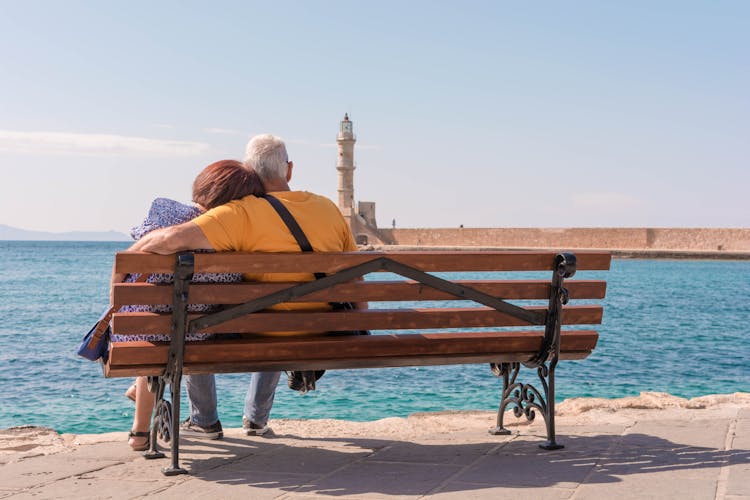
xmin=243 ymin=134 xmax=289 ymax=182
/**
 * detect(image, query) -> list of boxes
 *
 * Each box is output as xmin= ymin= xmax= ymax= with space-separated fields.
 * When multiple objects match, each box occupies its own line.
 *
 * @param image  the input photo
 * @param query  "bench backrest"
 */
xmin=107 ymin=250 xmax=610 ymax=376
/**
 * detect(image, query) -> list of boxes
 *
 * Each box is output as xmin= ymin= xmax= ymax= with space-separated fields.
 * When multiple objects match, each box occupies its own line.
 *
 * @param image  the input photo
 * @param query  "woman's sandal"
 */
xmin=128 ymin=430 xmax=150 ymax=452
xmin=124 ymin=383 xmax=136 ymax=402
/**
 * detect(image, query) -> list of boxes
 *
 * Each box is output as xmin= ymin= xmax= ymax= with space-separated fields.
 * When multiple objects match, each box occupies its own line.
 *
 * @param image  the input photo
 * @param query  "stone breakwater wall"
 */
xmin=376 ymin=228 xmax=750 ymax=253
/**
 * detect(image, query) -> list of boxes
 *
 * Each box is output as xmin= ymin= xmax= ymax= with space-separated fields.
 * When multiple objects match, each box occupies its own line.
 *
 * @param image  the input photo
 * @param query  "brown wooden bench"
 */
xmin=106 ymin=249 xmax=610 ymax=475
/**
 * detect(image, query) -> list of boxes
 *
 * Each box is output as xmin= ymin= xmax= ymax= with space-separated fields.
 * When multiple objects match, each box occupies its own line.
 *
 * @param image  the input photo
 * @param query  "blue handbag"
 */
xmin=77 ymin=306 xmax=114 ymax=361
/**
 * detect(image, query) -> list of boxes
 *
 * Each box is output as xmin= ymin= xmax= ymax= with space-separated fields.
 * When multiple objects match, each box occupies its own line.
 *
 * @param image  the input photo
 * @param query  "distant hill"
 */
xmin=0 ymin=224 xmax=130 ymax=241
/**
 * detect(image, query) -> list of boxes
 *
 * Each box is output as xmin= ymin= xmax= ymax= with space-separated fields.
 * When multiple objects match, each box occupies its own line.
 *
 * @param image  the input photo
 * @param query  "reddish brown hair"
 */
xmin=192 ymin=159 xmax=265 ymax=210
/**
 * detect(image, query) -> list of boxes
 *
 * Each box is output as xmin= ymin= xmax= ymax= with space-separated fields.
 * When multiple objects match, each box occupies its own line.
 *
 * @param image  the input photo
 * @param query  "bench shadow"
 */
xmin=175 ymin=432 xmax=750 ymax=496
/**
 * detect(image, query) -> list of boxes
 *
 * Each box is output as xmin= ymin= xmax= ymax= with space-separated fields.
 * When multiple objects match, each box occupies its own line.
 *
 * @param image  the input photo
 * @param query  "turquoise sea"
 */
xmin=0 ymin=241 xmax=748 ymax=435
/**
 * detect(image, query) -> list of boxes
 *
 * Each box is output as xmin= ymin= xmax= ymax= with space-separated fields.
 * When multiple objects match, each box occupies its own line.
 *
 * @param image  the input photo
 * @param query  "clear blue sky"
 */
xmin=1 ymin=1 xmax=748 ymax=233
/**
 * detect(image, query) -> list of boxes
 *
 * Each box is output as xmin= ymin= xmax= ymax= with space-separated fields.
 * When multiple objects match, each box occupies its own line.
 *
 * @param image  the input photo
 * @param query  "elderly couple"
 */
xmin=114 ymin=133 xmax=360 ymax=451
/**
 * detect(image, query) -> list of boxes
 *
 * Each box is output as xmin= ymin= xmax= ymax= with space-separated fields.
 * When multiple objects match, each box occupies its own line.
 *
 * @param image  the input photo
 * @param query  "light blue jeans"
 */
xmin=185 ymin=371 xmax=282 ymax=427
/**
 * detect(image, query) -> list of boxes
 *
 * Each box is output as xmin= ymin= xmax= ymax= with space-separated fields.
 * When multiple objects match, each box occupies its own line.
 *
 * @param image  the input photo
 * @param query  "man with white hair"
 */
xmin=129 ymin=133 xmax=359 ymax=438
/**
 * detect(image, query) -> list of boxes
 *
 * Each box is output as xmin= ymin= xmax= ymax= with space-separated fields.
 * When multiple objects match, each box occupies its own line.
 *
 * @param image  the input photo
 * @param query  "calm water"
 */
xmin=0 ymin=241 xmax=748 ymax=435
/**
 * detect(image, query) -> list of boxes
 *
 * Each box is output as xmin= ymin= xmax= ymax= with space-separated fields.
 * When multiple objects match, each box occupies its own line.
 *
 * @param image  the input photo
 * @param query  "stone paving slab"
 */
xmin=1 ymin=395 xmax=749 ymax=499
xmin=724 ymin=408 xmax=750 ymax=499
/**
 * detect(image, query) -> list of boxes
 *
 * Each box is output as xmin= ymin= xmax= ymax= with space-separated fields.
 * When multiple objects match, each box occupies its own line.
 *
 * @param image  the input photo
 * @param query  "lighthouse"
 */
xmin=336 ymin=113 xmax=356 ymax=216
xmin=333 ymin=114 xmax=389 ymax=245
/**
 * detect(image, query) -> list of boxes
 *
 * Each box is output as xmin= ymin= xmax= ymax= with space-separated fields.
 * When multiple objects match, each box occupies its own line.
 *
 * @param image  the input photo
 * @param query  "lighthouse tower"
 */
xmin=333 ymin=114 xmax=390 ymax=245
xmin=336 ymin=113 xmax=356 ymax=216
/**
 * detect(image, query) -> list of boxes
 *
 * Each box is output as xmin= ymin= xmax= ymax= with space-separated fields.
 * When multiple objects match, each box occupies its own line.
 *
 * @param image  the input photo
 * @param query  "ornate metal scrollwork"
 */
xmin=155 ymin=398 xmax=173 ymax=443
xmin=489 ymin=362 xmax=551 ymax=433
xmin=489 ymin=360 xmax=563 ymax=449
xmin=488 ymin=253 xmax=572 ymax=450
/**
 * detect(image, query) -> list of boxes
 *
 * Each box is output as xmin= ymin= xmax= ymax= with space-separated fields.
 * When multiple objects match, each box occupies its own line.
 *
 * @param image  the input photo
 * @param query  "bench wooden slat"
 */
xmin=115 ymin=250 xmax=612 ymax=275
xmin=111 ymin=305 xmax=603 ymax=335
xmin=105 ymin=329 xmax=598 ymax=376
xmin=106 ymin=352 xmax=594 ymax=377
xmin=113 ymin=279 xmax=608 ymax=306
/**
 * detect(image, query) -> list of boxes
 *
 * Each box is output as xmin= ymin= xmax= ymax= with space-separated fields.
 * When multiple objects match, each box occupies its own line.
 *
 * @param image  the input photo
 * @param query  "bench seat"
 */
xmin=107 ymin=329 xmax=598 ymax=376
xmin=104 ymin=249 xmax=610 ymax=475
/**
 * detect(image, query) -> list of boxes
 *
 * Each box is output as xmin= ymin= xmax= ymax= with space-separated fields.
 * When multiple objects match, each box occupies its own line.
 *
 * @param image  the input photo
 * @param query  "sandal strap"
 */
xmin=128 ymin=430 xmax=150 ymax=438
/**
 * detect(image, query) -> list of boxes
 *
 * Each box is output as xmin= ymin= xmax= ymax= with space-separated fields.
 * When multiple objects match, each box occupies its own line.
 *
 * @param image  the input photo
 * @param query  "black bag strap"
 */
xmin=264 ymin=194 xmax=367 ymax=340
xmin=263 ymin=194 xmax=325 ymax=279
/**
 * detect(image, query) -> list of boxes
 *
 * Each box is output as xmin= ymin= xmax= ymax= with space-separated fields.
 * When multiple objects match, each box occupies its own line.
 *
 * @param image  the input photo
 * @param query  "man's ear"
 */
xmin=286 ymin=161 xmax=293 ymax=182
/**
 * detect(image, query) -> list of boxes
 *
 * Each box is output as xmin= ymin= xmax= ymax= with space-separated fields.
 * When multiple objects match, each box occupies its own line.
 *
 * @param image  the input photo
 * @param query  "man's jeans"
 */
xmin=244 ymin=371 xmax=282 ymax=425
xmin=185 ymin=371 xmax=281 ymax=427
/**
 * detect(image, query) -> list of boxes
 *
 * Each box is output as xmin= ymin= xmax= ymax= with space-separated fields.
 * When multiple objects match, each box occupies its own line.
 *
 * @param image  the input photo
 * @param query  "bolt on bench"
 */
xmin=106 ymin=249 xmax=610 ymax=475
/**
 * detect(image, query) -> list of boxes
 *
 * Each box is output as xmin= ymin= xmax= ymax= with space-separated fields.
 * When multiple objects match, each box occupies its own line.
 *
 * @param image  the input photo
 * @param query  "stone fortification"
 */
xmin=374 ymin=227 xmax=750 ymax=256
xmin=329 ymin=117 xmax=749 ymax=256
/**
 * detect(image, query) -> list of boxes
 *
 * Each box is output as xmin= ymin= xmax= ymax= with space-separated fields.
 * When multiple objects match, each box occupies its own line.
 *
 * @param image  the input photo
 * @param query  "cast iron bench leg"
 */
xmin=160 ymin=252 xmax=192 ymax=476
xmin=162 ymin=375 xmax=187 ymax=476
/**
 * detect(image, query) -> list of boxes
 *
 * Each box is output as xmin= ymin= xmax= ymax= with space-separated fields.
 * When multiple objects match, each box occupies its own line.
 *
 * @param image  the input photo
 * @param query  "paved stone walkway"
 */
xmin=1 ymin=403 xmax=749 ymax=499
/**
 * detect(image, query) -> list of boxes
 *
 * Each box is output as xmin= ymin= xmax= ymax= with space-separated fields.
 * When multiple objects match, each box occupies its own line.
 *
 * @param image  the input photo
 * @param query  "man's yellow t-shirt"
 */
xmin=193 ymin=191 xmax=357 ymax=319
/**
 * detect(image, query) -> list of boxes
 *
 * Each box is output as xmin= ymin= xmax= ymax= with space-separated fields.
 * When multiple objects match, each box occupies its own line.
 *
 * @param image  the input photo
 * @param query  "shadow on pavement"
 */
xmin=172 ymin=432 xmax=750 ymax=496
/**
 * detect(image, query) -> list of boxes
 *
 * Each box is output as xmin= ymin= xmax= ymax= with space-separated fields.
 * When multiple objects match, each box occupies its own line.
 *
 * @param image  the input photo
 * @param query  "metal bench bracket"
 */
xmin=189 ymin=256 xmax=546 ymax=333
xmin=489 ymin=253 xmax=576 ymax=450
xmin=150 ymin=252 xmax=194 ymax=475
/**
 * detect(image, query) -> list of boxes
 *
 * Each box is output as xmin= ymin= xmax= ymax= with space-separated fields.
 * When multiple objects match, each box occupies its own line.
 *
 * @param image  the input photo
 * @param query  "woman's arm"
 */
xmin=110 ymin=221 xmax=213 ymax=302
xmin=129 ymin=221 xmax=213 ymax=254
